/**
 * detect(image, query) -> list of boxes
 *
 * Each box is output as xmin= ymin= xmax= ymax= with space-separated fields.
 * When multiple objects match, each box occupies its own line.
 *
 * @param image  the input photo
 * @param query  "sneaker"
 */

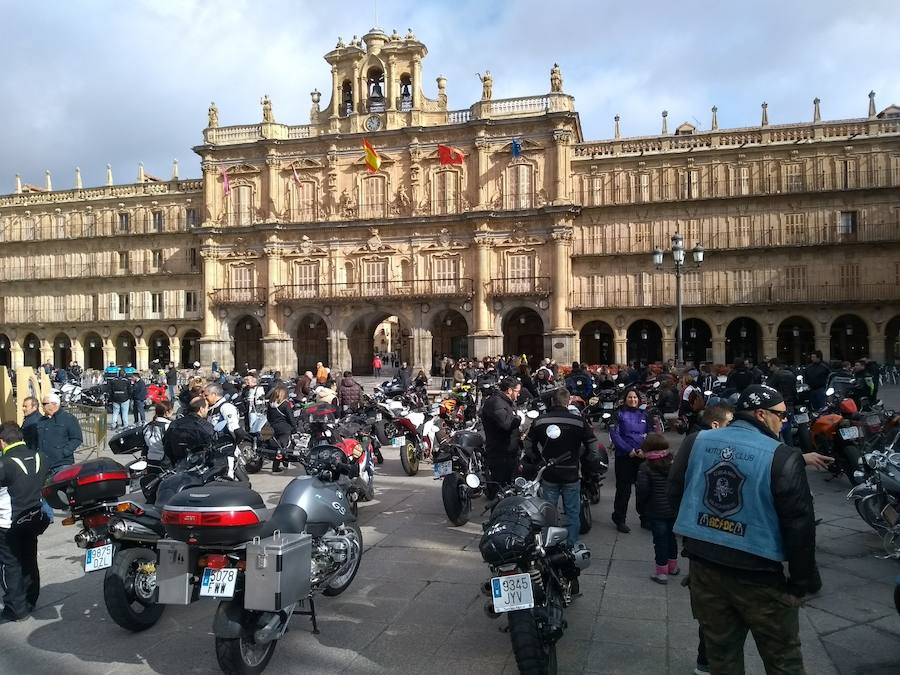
xmin=650 ymin=573 xmax=668 ymax=585
xmin=694 ymin=664 xmax=710 ymax=675
xmin=667 ymin=559 xmax=681 ymax=576
xmin=612 ymin=519 xmax=631 ymax=534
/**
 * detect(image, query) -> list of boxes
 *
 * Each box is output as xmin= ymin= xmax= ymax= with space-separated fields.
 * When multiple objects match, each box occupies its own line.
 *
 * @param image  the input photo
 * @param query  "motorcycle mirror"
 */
xmin=526 ymin=409 xmax=540 ymax=419
xmin=704 ymin=391 xmax=713 ymax=396
xmin=465 ymin=473 xmax=481 ymax=489
xmin=602 ymin=412 xmax=611 ymax=419
xmin=826 ymin=387 xmax=835 ymax=396
xmin=129 ymin=459 xmax=148 ymax=472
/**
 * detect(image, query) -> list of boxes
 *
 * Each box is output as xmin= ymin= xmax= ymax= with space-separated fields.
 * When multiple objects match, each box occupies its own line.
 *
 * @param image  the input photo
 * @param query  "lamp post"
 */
xmin=653 ymin=232 xmax=705 ymax=365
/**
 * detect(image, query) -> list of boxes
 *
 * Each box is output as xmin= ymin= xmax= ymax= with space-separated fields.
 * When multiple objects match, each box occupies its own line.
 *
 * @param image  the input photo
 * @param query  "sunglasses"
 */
xmin=765 ymin=409 xmax=788 ymax=420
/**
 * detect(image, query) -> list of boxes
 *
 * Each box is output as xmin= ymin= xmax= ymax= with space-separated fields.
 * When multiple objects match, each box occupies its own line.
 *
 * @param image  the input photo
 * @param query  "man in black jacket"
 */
xmin=804 ymin=350 xmax=830 ymax=411
xmin=524 ymin=387 xmax=605 ymax=545
xmin=480 ymin=376 xmax=522 ymax=498
xmin=106 ymin=369 xmax=132 ymax=430
xmin=668 ymin=385 xmax=820 ymax=674
xmin=166 ymin=363 xmax=179 ymax=406
xmin=36 ymin=393 xmax=83 ymax=471
xmin=0 ymin=422 xmax=50 ymax=620
xmin=131 ymin=375 xmax=148 ymax=425
xmin=162 ymin=397 xmax=215 ymax=466
xmin=725 ymin=358 xmax=754 ymax=395
xmin=21 ymin=397 xmax=41 ymax=450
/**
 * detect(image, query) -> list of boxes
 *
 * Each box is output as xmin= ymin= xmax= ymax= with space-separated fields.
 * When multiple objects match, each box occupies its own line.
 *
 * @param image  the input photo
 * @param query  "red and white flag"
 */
xmin=437 ymin=144 xmax=465 ymax=165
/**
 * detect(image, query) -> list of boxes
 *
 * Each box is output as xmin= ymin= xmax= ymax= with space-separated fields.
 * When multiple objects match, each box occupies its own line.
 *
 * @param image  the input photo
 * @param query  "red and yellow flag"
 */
xmin=362 ymin=139 xmax=381 ymax=173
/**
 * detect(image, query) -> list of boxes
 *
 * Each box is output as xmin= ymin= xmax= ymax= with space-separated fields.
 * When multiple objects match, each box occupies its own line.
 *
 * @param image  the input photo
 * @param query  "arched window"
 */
xmin=399 ymin=74 xmax=413 ymax=110
xmin=433 ymin=170 xmax=459 ymax=214
xmin=360 ymin=176 xmax=386 ymax=218
xmin=505 ymin=164 xmax=534 ymax=209
xmin=289 ymin=180 xmax=317 ymax=221
xmin=341 ymin=80 xmax=353 ymax=117
xmin=367 ymin=67 xmax=386 ymax=112
xmin=229 ymin=185 xmax=253 ymax=226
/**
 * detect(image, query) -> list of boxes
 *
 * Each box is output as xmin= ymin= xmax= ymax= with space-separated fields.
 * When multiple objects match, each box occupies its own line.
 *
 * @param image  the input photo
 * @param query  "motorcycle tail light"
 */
xmin=84 ymin=512 xmax=110 ymax=529
xmin=840 ymin=399 xmax=859 ymax=415
xmin=161 ymin=509 xmax=261 ymax=527
xmin=77 ymin=471 xmax=129 ymax=486
xmin=198 ymin=554 xmax=229 ymax=569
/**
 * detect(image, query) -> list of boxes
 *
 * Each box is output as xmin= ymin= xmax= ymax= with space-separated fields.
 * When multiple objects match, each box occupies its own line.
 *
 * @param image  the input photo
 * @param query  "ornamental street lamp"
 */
xmin=652 ymin=232 xmax=705 ymax=365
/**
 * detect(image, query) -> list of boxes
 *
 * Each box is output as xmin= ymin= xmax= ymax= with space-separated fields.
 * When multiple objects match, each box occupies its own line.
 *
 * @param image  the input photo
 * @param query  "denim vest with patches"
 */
xmin=674 ymin=421 xmax=784 ymax=562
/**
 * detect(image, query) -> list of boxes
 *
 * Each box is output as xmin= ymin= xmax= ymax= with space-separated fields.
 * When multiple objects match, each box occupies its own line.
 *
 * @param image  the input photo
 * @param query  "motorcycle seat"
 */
xmin=256 ymin=503 xmax=308 ymax=539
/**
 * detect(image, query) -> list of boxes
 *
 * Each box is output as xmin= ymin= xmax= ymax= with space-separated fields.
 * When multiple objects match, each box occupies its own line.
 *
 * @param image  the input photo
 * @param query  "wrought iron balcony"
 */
xmin=210 ymin=287 xmax=267 ymax=306
xmin=487 ymin=277 xmax=552 ymax=298
xmin=274 ymin=278 xmax=474 ymax=303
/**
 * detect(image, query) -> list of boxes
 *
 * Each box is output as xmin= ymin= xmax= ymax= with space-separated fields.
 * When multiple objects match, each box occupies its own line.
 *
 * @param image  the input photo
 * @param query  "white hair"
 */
xmin=44 ymin=392 xmax=61 ymax=405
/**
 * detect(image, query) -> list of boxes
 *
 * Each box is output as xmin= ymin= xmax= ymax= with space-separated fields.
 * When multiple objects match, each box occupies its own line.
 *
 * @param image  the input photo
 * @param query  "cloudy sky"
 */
xmin=2 ymin=0 xmax=898 ymax=191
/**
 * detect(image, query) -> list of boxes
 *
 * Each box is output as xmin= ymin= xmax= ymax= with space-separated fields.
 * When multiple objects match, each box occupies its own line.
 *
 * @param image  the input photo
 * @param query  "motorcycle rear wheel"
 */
xmin=442 ymin=473 xmax=471 ymax=526
xmin=400 ymin=441 xmax=420 ymax=476
xmin=103 ymin=547 xmax=165 ymax=632
xmin=508 ymin=609 xmax=558 ymax=675
xmin=215 ymin=632 xmax=277 ymax=675
xmin=579 ymin=491 xmax=593 ymax=534
xmin=374 ymin=420 xmax=398 ymax=446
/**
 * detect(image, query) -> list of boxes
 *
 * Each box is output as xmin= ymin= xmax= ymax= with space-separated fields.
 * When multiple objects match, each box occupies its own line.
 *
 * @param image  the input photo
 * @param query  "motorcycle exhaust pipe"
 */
xmin=109 ymin=518 xmax=162 ymax=543
xmin=254 ymin=612 xmax=286 ymax=644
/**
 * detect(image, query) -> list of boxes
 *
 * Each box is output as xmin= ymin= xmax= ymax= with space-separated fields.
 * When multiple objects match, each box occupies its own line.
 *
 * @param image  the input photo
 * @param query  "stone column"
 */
xmin=264 ymin=247 xmax=281 ymax=336
xmin=169 ymin=336 xmax=181 ymax=368
xmin=549 ymin=228 xmax=573 ymax=332
xmin=10 ymin=343 xmax=24 ymax=370
xmin=265 ymin=155 xmax=279 ymax=222
xmin=330 ymin=65 xmax=340 ymax=118
xmin=201 ymin=160 xmax=216 ymax=224
xmin=331 ymin=329 xmax=351 ymax=374
xmin=712 ymin=336 xmax=726 ymax=364
xmin=475 ymin=137 xmax=490 ymax=208
xmin=70 ymin=337 xmax=84 ymax=370
xmin=352 ymin=65 xmax=361 ymax=114
xmin=135 ymin=336 xmax=149 ymax=371
xmin=412 ymin=56 xmax=422 ymax=109
xmin=386 ymin=56 xmax=396 ymax=110
xmin=553 ymin=129 xmax=572 ymax=204
xmin=663 ymin=337 xmax=676 ymax=362
xmin=39 ymin=338 xmax=53 ymax=367
xmin=103 ymin=338 xmax=116 ymax=366
xmin=471 ymin=234 xmax=495 ymax=360
xmin=613 ymin=334 xmax=627 ymax=365
xmin=814 ymin=332 xmax=830 ymax=362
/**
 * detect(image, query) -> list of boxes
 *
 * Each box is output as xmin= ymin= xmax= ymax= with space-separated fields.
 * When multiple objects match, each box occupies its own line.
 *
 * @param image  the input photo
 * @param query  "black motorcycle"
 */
xmin=479 ymin=455 xmax=592 ymax=675
xmin=434 ymin=426 xmax=486 ymax=526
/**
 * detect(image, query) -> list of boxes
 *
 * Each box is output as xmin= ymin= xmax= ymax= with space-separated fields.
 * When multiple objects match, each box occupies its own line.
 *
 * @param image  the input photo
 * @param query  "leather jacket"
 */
xmin=480 ymin=392 xmax=521 ymax=458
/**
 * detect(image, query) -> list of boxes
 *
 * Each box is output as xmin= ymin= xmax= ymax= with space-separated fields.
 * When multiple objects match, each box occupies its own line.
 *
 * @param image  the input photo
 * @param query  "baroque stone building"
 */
xmin=1 ymin=27 xmax=899 ymax=375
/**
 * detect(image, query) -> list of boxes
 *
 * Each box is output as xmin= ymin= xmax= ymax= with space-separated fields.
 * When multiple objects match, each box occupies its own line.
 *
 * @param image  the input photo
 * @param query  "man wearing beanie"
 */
xmin=668 ymin=384 xmax=820 ymax=674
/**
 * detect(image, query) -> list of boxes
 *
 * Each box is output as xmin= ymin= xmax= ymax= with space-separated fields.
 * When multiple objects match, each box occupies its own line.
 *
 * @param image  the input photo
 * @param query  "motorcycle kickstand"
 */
xmin=293 ymin=594 xmax=320 ymax=634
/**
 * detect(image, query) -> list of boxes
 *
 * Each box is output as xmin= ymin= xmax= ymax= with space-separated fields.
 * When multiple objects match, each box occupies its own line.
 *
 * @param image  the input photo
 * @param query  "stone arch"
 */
xmin=115 ymin=331 xmax=136 ymax=367
xmin=627 ymin=319 xmax=662 ymax=364
xmin=830 ymin=314 xmax=869 ymax=363
xmin=725 ymin=317 xmax=762 ymax=365
xmin=347 ymin=308 xmax=415 ymax=375
xmin=148 ymin=330 xmax=170 ymax=366
xmin=776 ymin=316 xmax=815 ymax=366
xmin=295 ymin=312 xmax=330 ymax=374
xmin=22 ymin=333 xmax=41 ymax=368
xmin=432 ymin=309 xmax=469 ymax=361
xmin=80 ymin=331 xmax=104 ymax=371
xmin=886 ymin=315 xmax=900 ymax=366
xmin=0 ymin=333 xmax=11 ymax=369
xmin=233 ymin=315 xmax=263 ymax=372
xmin=503 ymin=307 xmax=545 ymax=362
xmin=579 ymin=320 xmax=615 ymax=365
xmin=181 ymin=329 xmax=201 ymax=369
xmin=53 ymin=332 xmax=72 ymax=369
xmin=681 ymin=318 xmax=712 ymax=366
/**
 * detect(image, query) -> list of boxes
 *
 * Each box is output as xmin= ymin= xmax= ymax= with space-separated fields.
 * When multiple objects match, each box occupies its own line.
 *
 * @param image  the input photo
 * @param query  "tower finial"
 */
xmin=106 ymin=163 xmax=113 ymax=186
xmin=813 ymin=97 xmax=821 ymax=123
xmin=614 ymin=114 xmax=621 ymax=140
xmin=45 ymin=170 xmax=52 ymax=192
xmin=15 ymin=174 xmax=22 ymax=194
xmin=661 ymin=110 xmax=668 ymax=135
xmin=760 ymin=102 xmax=769 ymax=127
xmin=868 ymin=90 xmax=877 ymax=118
xmin=75 ymin=167 xmax=83 ymax=189
xmin=138 ymin=162 xmax=145 ymax=183
xmin=711 ymin=105 xmax=718 ymax=131
xmin=171 ymin=159 xmax=179 ymax=180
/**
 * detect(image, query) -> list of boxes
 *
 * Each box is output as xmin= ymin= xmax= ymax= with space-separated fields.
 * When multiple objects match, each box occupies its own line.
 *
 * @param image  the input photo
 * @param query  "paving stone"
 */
xmin=806 ymin=589 xmax=895 ymax=623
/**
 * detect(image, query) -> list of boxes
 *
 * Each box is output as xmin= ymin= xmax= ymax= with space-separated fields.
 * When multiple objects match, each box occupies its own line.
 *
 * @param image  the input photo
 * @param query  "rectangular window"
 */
xmin=733 ymin=270 xmax=753 ymax=304
xmin=682 ymin=169 xmax=700 ymax=199
xmin=839 ymin=263 xmax=860 ymax=288
xmin=433 ymin=257 xmax=459 ymax=293
xmin=118 ymin=293 xmax=130 ymax=315
xmin=635 ymin=272 xmax=653 ymax=306
xmin=118 ymin=251 xmax=129 ymax=271
xmin=639 ymin=173 xmax=650 ymax=203
xmin=683 ymin=271 xmax=701 ymax=305
xmin=784 ymin=266 xmax=807 ymax=302
xmin=733 ymin=216 xmax=751 ymax=248
xmin=434 ymin=171 xmax=459 ymax=215
xmin=83 ymin=212 xmax=95 ymax=237
xmin=785 ymin=163 xmax=803 ymax=192
xmin=189 ymin=247 xmax=199 ymax=271
xmin=151 ymin=249 xmax=163 ymax=270
xmin=118 ymin=212 xmax=130 ymax=233
xmin=507 ymin=164 xmax=534 ymax=209
xmin=56 ymin=215 xmax=66 ymax=239
xmin=837 ymin=160 xmax=855 ymax=190
xmin=230 ymin=265 xmax=254 ymax=303
xmin=152 ymin=211 xmax=164 ymax=232
xmin=186 ymin=207 xmax=199 ymax=228
xmin=360 ymin=176 xmax=386 ymax=219
xmin=784 ymin=213 xmax=806 ymax=244
xmin=838 ymin=211 xmax=858 ymax=235
xmin=633 ymin=222 xmax=652 ymax=250
xmin=185 ymin=290 xmax=198 ymax=313
xmin=362 ymin=260 xmax=388 ymax=295
xmin=507 ymin=254 xmax=535 ymax=293
xmin=230 ymin=186 xmax=252 ymax=226
xmin=151 ymin=292 xmax=163 ymax=314
xmin=739 ymin=166 xmax=750 ymax=195
xmin=291 ymin=181 xmax=316 ymax=221
xmin=293 ymin=262 xmax=319 ymax=297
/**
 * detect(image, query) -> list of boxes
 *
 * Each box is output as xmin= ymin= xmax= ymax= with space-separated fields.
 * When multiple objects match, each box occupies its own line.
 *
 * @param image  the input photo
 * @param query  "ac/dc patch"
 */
xmin=697 ymin=512 xmax=747 ymax=537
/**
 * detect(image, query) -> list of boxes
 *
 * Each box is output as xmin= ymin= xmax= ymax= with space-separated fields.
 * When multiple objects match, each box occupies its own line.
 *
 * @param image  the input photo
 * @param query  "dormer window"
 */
xmin=675 ymin=122 xmax=696 ymax=136
xmin=367 ymin=67 xmax=386 ymax=113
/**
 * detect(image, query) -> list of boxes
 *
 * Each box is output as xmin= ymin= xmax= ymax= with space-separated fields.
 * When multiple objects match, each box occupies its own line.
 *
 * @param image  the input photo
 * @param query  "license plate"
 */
xmin=794 ymin=413 xmax=809 ymax=424
xmin=84 ymin=543 xmax=113 ymax=572
xmin=297 ymin=434 xmax=310 ymax=448
xmin=603 ymin=402 xmax=614 ymax=409
xmin=491 ymin=573 xmax=534 ymax=613
xmin=839 ymin=426 xmax=860 ymax=440
xmin=391 ymin=436 xmax=406 ymax=447
xmin=200 ymin=568 xmax=238 ymax=598
xmin=375 ymin=413 xmax=383 ymax=422
xmin=433 ymin=460 xmax=453 ymax=478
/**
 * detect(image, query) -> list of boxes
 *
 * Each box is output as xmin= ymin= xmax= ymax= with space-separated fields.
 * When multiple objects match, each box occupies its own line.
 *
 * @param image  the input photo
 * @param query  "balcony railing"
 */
xmin=275 ymin=278 xmax=474 ymax=303
xmin=210 ymin=287 xmax=267 ymax=306
xmin=574 ymin=222 xmax=900 ymax=257
xmin=488 ymin=277 xmax=552 ymax=298
xmin=0 ymin=301 xmax=202 ymax=325
xmin=570 ymin=282 xmax=900 ymax=310
xmin=0 ymin=254 xmax=200 ymax=283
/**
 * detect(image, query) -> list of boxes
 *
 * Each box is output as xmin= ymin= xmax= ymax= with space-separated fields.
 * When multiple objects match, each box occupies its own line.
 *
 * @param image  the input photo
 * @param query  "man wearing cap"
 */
xmin=668 ymin=384 xmax=820 ymax=674
xmin=36 ymin=393 xmax=83 ymax=471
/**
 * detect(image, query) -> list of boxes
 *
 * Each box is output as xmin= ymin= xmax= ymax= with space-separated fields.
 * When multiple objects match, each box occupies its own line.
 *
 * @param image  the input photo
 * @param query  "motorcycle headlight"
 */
xmin=853 ymin=470 xmax=866 ymax=482
xmin=465 ymin=473 xmax=481 ymax=489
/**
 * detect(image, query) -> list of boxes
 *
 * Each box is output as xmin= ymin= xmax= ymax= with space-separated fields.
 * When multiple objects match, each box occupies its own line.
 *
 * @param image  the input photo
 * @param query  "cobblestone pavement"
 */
xmin=0 ymin=386 xmax=898 ymax=674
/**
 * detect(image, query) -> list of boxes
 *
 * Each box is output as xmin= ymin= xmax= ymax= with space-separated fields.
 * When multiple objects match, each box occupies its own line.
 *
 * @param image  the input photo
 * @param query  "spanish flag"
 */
xmin=437 ymin=144 xmax=465 ymax=166
xmin=362 ymin=139 xmax=381 ymax=173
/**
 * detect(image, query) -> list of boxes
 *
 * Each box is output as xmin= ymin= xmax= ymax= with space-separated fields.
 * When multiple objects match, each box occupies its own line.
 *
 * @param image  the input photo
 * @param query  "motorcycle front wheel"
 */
xmin=507 ymin=609 xmax=558 ymax=675
xmin=400 ymin=440 xmax=420 ymax=476
xmin=323 ymin=523 xmax=364 ymax=596
xmin=579 ymin=491 xmax=593 ymax=534
xmin=854 ymin=495 xmax=888 ymax=532
xmin=215 ymin=630 xmax=277 ymax=675
xmin=103 ymin=547 xmax=165 ymax=632
xmin=442 ymin=473 xmax=471 ymax=526
xmin=240 ymin=441 xmax=263 ymax=474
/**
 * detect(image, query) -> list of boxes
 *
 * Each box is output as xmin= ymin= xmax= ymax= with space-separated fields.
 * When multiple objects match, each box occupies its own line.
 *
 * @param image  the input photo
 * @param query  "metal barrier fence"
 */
xmin=72 ymin=403 xmax=108 ymax=460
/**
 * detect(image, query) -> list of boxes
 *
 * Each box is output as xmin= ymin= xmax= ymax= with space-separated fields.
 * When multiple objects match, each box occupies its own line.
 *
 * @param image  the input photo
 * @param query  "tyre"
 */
xmin=579 ymin=491 xmax=593 ymax=534
xmin=103 ymin=547 xmax=165 ymax=632
xmin=442 ymin=473 xmax=472 ymax=526
xmin=323 ymin=523 xmax=363 ymax=597
xmin=374 ymin=419 xmax=399 ymax=446
xmin=240 ymin=441 xmax=263 ymax=474
xmin=507 ymin=609 xmax=557 ymax=675
xmin=399 ymin=440 xmax=420 ymax=476
xmin=854 ymin=495 xmax=888 ymax=532
xmin=215 ymin=632 xmax=277 ymax=675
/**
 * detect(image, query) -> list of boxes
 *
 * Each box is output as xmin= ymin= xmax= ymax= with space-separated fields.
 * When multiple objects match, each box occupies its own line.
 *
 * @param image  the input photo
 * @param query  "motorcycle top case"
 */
xmin=43 ymin=458 xmax=129 ymax=510
xmin=479 ymin=509 xmax=536 ymax=565
xmin=244 ymin=532 xmax=312 ymax=612
xmin=108 ymin=425 xmax=147 ymax=455
xmin=161 ymin=485 xmax=268 ymax=546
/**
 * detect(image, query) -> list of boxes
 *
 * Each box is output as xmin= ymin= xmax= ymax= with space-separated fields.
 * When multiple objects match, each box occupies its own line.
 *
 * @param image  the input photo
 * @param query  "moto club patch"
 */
xmin=698 ymin=446 xmax=748 ymax=536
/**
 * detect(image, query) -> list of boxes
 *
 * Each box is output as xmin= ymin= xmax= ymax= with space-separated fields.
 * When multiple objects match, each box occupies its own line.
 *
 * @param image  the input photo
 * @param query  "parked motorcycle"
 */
xmin=155 ymin=445 xmax=363 ymax=674
xmin=434 ymin=426 xmax=486 ymax=526
xmin=479 ymin=454 xmax=592 ymax=675
xmin=396 ymin=403 xmax=443 ymax=476
xmin=847 ymin=445 xmax=900 ymax=559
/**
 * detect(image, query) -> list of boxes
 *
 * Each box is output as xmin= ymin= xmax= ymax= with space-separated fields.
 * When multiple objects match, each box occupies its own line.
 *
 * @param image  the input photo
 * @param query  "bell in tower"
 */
xmin=367 ymin=66 xmax=386 ymax=113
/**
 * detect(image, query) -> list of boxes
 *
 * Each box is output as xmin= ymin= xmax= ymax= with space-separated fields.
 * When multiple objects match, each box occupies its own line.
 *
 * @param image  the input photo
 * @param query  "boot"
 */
xmin=667 ymin=559 xmax=680 ymax=576
xmin=650 ymin=565 xmax=668 ymax=584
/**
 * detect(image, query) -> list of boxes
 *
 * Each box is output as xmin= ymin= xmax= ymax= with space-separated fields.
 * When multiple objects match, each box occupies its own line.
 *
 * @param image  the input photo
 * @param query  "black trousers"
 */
xmin=485 ymin=455 xmax=518 ymax=499
xmin=0 ymin=513 xmax=44 ymax=617
xmin=612 ymin=454 xmax=642 ymax=524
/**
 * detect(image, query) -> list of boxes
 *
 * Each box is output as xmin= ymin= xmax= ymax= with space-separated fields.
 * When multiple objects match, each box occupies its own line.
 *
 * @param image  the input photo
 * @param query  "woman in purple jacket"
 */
xmin=610 ymin=388 xmax=648 ymax=533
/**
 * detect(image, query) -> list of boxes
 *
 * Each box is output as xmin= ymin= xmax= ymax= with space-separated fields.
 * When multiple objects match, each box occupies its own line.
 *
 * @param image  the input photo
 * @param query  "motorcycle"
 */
xmin=847 ymin=446 xmax=900 ymax=558
xmin=810 ymin=387 xmax=867 ymax=484
xmin=433 ymin=425 xmax=487 ymax=526
xmin=396 ymin=403 xmax=444 ymax=476
xmin=479 ymin=454 xmax=592 ymax=675
xmin=155 ymin=445 xmax=363 ymax=674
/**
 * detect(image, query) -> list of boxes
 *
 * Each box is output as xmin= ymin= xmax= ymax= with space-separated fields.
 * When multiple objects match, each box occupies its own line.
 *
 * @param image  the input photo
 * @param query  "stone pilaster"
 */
xmin=135 ymin=337 xmax=149 ymax=371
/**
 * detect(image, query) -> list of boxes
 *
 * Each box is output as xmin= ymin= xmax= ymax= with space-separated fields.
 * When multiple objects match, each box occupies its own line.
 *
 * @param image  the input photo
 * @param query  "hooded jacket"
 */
xmin=636 ymin=454 xmax=676 ymax=519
